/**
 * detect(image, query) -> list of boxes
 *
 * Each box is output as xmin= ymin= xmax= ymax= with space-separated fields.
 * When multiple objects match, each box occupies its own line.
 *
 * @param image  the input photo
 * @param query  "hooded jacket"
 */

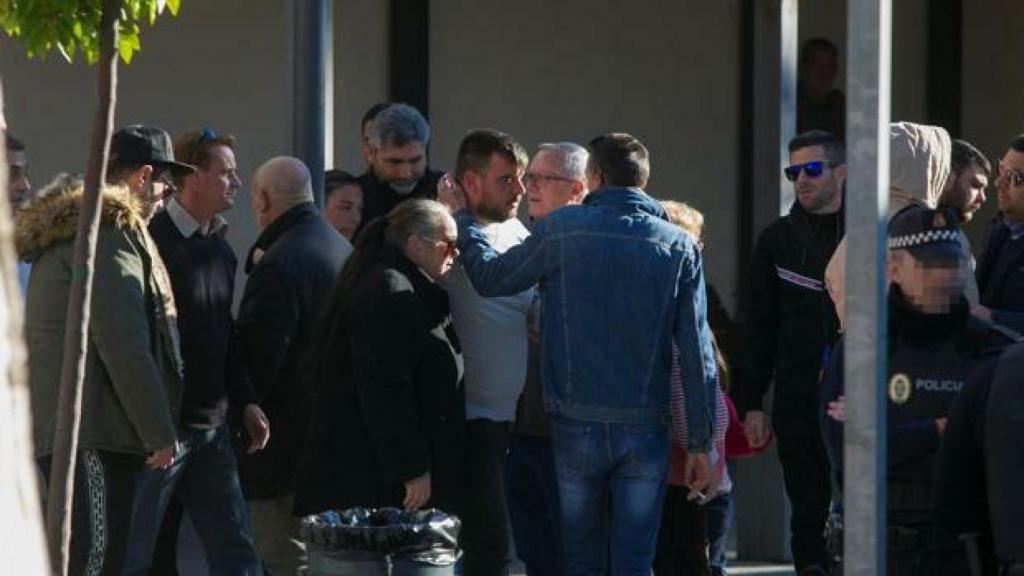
xmin=17 ymin=180 xmax=183 ymax=457
xmin=825 ymin=122 xmax=954 ymax=326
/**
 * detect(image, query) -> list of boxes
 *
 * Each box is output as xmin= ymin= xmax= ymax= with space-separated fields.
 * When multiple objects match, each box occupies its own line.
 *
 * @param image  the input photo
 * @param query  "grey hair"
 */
xmin=367 ymin=103 xmax=431 ymax=150
xmin=384 ymin=198 xmax=454 ymax=248
xmin=537 ymin=142 xmax=589 ymax=182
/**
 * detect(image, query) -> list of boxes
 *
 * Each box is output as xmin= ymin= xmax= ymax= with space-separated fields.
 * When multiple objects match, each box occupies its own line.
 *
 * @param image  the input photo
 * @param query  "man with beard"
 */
xmin=19 ymin=125 xmax=191 ymax=575
xmin=736 ymin=130 xmax=846 ymax=575
xmin=973 ymin=134 xmax=1024 ymax=332
xmin=940 ymin=139 xmax=991 ymax=305
xmin=357 ymin=103 xmax=443 ymax=236
xmin=443 ymin=129 xmax=532 ymax=575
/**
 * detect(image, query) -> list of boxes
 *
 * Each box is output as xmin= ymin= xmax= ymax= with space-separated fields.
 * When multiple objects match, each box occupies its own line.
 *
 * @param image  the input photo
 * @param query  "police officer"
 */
xmin=935 ymin=341 xmax=1024 ymax=575
xmin=821 ymin=205 xmax=1018 ymax=575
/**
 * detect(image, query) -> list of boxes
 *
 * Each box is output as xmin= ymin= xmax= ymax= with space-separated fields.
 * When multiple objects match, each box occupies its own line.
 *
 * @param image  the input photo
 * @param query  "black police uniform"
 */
xmin=820 ymin=206 xmax=1018 ymax=575
xmin=935 ymin=342 xmax=1024 ymax=575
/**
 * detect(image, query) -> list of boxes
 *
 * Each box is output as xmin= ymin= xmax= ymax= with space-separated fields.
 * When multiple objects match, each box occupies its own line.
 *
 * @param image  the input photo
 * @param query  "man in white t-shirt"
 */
xmin=444 ymin=129 xmax=533 ymax=576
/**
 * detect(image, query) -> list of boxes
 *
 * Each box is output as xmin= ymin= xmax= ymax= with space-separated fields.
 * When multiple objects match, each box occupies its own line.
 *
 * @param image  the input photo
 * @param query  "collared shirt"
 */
xmin=165 ymin=196 xmax=227 ymax=237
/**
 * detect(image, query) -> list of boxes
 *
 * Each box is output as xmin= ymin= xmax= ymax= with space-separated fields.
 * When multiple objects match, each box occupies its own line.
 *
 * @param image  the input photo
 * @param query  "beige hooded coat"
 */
xmin=825 ymin=122 xmax=967 ymax=328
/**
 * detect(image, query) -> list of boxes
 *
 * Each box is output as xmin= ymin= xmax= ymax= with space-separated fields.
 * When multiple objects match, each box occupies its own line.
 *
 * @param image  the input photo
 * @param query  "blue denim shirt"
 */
xmin=455 ymin=187 xmax=717 ymax=451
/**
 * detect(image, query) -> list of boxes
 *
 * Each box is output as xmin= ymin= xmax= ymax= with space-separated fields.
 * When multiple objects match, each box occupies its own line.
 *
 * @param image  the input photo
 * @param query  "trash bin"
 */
xmin=302 ymin=508 xmax=461 ymax=576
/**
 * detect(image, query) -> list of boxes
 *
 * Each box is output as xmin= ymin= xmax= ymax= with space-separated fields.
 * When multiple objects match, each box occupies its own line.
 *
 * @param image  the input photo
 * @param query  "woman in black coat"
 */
xmin=295 ymin=199 xmax=465 ymax=516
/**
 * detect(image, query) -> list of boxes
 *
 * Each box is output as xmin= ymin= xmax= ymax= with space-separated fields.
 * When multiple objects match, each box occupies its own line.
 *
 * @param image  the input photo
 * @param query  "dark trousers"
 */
xmin=887 ymin=525 xmax=970 ymax=576
xmin=38 ymin=449 xmax=144 ymax=576
xmin=505 ymin=434 xmax=563 ymax=576
xmin=706 ymin=490 xmax=734 ymax=576
xmin=462 ymin=419 xmax=512 ymax=576
xmin=774 ymin=408 xmax=831 ymax=572
xmin=122 ymin=426 xmax=262 ymax=576
xmin=653 ymin=485 xmax=710 ymax=576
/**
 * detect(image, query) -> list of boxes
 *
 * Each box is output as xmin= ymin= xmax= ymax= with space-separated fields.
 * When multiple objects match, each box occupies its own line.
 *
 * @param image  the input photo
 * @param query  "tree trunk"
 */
xmin=0 ymin=79 xmax=50 ymax=575
xmin=44 ymin=0 xmax=119 ymax=573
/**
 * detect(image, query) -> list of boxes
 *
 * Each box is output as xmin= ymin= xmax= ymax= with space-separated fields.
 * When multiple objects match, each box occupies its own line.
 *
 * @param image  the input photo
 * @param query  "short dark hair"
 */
xmin=324 ymin=169 xmax=361 ymax=200
xmin=788 ymin=130 xmax=845 ymax=165
xmin=454 ymin=129 xmax=528 ymax=181
xmin=1011 ymin=134 xmax=1024 ymax=153
xmin=587 ymin=133 xmax=650 ymax=188
xmin=951 ymin=139 xmax=992 ymax=176
xmin=361 ymin=102 xmax=393 ymax=138
xmin=6 ymin=133 xmax=25 ymax=152
xmin=801 ymin=37 xmax=838 ymax=66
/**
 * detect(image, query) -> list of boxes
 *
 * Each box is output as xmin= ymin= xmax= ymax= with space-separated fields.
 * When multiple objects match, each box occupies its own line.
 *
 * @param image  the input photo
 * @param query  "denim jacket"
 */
xmin=455 ymin=187 xmax=717 ymax=451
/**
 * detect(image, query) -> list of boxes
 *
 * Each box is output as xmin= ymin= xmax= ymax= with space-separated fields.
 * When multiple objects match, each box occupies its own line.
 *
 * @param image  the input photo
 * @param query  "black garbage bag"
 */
xmin=302 ymin=508 xmax=461 ymax=566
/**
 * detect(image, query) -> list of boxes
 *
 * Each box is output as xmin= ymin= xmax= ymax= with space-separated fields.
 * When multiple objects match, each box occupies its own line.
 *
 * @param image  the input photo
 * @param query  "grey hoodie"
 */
xmin=825 ymin=122 xmax=972 ymax=327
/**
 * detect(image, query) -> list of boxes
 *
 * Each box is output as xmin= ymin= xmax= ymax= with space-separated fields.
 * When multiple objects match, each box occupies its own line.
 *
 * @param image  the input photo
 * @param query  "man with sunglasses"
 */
xmin=973 ymin=134 xmax=1024 ymax=332
xmin=736 ymin=130 xmax=846 ymax=575
xmin=122 ymin=129 xmax=266 ymax=575
xmin=441 ymin=129 xmax=533 ymax=576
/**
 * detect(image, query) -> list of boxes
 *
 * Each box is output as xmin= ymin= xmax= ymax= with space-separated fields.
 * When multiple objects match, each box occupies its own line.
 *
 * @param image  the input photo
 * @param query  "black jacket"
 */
xmin=356 ymin=168 xmax=443 ymax=237
xmin=294 ymin=246 xmax=465 ymax=516
xmin=736 ymin=201 xmax=843 ymax=417
xmin=235 ymin=203 xmax=351 ymax=499
xmin=977 ymin=217 xmax=1024 ymax=332
xmin=821 ymin=289 xmax=1017 ymax=524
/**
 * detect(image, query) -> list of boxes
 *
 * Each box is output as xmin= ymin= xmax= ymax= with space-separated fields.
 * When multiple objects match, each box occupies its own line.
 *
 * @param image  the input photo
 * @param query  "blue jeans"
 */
xmin=122 ymin=426 xmax=262 ymax=576
xmin=505 ymin=434 xmax=563 ymax=576
xmin=551 ymin=417 xmax=669 ymax=576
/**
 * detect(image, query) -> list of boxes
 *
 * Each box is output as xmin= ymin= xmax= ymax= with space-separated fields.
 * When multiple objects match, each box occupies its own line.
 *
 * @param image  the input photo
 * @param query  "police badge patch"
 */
xmin=889 ymin=373 xmax=912 ymax=404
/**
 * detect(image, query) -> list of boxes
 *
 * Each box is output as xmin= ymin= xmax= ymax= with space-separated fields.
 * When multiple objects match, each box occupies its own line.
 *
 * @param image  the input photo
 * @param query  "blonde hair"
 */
xmin=661 ymin=200 xmax=704 ymax=240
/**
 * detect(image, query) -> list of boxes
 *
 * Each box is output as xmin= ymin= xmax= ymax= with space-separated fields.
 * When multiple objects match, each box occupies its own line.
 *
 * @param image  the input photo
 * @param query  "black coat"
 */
xmin=235 ymin=203 xmax=351 ymax=499
xmin=977 ymin=218 xmax=1024 ymax=332
xmin=736 ymin=201 xmax=843 ymax=418
xmin=294 ymin=246 xmax=465 ymax=516
xmin=355 ymin=168 xmax=443 ymax=238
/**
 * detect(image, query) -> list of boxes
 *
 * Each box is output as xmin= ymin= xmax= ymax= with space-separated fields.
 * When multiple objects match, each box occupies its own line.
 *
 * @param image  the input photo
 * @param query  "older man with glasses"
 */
xmin=973 ymin=134 xmax=1024 ymax=332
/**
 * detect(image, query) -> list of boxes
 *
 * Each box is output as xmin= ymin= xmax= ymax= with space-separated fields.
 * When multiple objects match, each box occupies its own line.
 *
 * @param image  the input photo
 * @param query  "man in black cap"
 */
xmin=20 ymin=124 xmax=192 ymax=575
xmin=820 ymin=205 xmax=1018 ymax=575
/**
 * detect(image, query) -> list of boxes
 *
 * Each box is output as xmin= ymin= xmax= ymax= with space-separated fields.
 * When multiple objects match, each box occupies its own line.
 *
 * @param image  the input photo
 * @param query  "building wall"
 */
xmin=429 ymin=0 xmax=744 ymax=312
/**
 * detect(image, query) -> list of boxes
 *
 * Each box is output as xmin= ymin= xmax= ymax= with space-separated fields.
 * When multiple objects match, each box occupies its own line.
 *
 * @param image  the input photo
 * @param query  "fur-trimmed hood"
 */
xmin=16 ymin=175 xmax=146 ymax=263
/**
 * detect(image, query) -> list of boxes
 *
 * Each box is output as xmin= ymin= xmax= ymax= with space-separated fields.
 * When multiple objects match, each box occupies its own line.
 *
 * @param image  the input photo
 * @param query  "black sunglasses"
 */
xmin=784 ymin=161 xmax=832 ymax=181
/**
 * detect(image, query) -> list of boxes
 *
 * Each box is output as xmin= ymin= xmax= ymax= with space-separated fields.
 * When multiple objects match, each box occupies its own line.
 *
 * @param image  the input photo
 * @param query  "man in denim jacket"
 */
xmin=444 ymin=132 xmax=717 ymax=575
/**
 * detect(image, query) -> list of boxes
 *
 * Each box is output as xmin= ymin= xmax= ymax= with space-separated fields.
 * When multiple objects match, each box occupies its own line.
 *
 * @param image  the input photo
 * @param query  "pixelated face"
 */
xmin=788 ymin=145 xmax=844 ymax=214
xmin=469 ymin=153 xmax=525 ymax=224
xmin=370 ymin=141 xmax=427 ymax=192
xmin=996 ymin=149 xmax=1024 ymax=220
xmin=325 ymin=183 xmax=364 ymax=240
xmin=889 ymin=250 xmax=968 ymax=313
xmin=943 ymin=163 xmax=989 ymax=222
xmin=526 ymin=150 xmax=583 ymax=219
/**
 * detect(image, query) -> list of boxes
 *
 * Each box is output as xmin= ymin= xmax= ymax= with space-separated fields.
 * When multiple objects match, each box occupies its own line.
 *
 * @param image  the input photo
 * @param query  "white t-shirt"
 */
xmin=445 ymin=218 xmax=535 ymax=421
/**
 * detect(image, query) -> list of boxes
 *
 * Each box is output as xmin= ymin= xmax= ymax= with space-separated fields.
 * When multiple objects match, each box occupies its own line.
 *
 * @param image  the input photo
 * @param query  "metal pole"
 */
xmin=844 ymin=0 xmax=891 ymax=574
xmin=292 ymin=0 xmax=331 ymax=209
xmin=778 ymin=0 xmax=798 ymax=215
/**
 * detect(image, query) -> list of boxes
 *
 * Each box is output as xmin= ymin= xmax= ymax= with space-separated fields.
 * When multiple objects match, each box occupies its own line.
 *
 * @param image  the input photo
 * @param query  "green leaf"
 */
xmin=167 ymin=0 xmax=180 ymax=16
xmin=118 ymin=37 xmax=134 ymax=63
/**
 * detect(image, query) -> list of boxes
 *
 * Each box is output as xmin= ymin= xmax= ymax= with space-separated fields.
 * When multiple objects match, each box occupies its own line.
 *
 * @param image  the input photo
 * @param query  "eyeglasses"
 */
xmin=783 ymin=161 xmax=832 ymax=181
xmin=998 ymin=162 xmax=1024 ymax=188
xmin=419 ymin=235 xmax=458 ymax=257
xmin=185 ymin=127 xmax=218 ymax=165
xmin=524 ymin=173 xmax=576 ymax=187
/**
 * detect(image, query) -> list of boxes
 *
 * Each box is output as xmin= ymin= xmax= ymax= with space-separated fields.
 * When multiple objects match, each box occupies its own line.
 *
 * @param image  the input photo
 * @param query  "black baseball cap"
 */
xmin=110 ymin=125 xmax=195 ymax=177
xmin=887 ymin=205 xmax=965 ymax=263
